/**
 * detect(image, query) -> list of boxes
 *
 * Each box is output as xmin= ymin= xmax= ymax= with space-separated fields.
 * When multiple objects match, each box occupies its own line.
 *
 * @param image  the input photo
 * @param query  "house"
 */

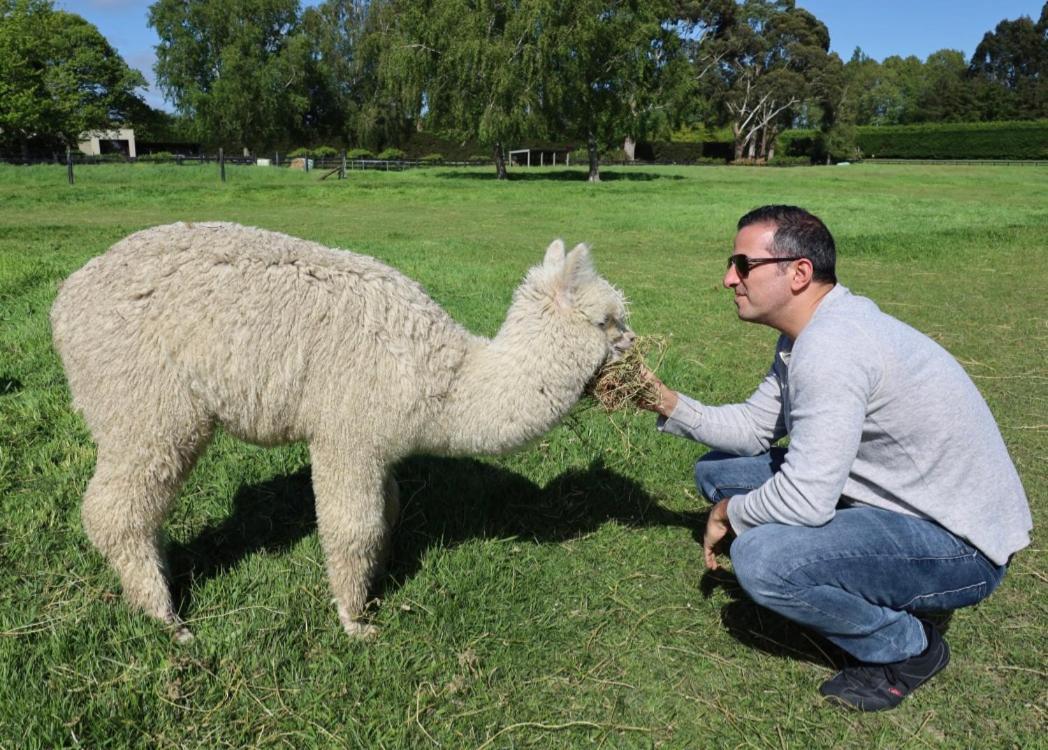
xmin=78 ymin=128 xmax=137 ymax=158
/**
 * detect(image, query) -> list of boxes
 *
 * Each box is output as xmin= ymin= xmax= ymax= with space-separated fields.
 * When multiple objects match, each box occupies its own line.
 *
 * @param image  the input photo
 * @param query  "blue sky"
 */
xmin=61 ymin=0 xmax=1046 ymax=113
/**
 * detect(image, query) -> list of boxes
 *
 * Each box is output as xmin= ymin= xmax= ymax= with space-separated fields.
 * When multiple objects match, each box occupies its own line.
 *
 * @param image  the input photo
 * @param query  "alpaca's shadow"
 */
xmin=168 ymin=456 xmax=697 ymax=613
xmin=169 ymin=470 xmax=317 ymax=610
xmin=435 ymin=169 xmax=683 ymax=182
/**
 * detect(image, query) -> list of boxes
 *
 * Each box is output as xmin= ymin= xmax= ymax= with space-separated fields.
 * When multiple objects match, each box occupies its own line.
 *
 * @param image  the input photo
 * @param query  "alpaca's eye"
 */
xmin=597 ymin=316 xmax=610 ymax=329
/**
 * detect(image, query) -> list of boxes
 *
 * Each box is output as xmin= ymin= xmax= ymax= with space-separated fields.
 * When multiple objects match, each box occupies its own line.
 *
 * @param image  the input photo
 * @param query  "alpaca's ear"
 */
xmin=544 ymin=239 xmax=566 ymax=268
xmin=551 ymin=243 xmax=595 ymax=310
xmin=563 ymin=243 xmax=596 ymax=284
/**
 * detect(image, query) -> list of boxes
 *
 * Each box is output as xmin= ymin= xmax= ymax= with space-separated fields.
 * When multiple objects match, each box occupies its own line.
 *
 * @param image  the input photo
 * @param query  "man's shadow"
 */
xmin=697 ymin=546 xmax=953 ymax=670
xmin=168 ymin=456 xmax=694 ymax=613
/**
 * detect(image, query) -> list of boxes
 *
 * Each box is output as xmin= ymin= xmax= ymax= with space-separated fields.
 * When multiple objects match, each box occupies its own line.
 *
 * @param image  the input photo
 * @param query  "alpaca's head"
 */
xmin=504 ymin=239 xmax=633 ymax=368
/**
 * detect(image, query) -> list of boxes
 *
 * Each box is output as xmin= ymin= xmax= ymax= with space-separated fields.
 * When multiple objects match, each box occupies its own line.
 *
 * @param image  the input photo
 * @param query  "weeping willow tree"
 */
xmin=370 ymin=0 xmax=552 ymax=178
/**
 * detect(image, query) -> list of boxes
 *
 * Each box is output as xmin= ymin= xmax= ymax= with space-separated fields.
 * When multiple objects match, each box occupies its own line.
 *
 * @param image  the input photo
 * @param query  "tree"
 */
xmin=371 ymin=0 xmax=555 ymax=179
xmin=544 ymin=0 xmax=693 ymax=181
xmin=149 ymin=0 xmax=305 ymax=151
xmin=372 ymin=0 xmax=691 ymax=181
xmin=697 ymin=0 xmax=836 ymax=161
xmin=0 ymin=0 xmax=147 ymax=157
xmin=915 ymin=50 xmax=977 ymax=122
xmin=293 ymin=0 xmax=376 ymax=146
xmin=969 ymin=3 xmax=1048 ymax=120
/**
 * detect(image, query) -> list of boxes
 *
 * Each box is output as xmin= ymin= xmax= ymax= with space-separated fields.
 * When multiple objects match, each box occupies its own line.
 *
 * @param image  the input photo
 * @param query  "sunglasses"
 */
xmin=727 ymin=254 xmax=805 ymax=278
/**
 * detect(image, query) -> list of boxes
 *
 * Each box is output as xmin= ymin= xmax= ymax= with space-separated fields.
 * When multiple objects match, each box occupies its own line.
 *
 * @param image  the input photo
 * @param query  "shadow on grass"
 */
xmin=1 ymin=377 xmax=23 ymax=395
xmin=168 ymin=456 xmax=697 ymax=614
xmin=698 ymin=566 xmax=954 ymax=670
xmin=170 ymin=454 xmax=933 ymax=672
xmin=434 ymin=169 xmax=683 ymax=182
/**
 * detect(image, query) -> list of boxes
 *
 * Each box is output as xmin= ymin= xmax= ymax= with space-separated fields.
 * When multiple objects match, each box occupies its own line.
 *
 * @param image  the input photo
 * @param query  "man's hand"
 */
xmin=637 ymin=364 xmax=679 ymax=417
xmin=703 ymin=499 xmax=734 ymax=570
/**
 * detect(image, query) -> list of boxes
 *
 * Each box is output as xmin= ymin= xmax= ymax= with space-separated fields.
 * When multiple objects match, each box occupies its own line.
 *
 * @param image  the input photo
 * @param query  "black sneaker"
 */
xmin=819 ymin=621 xmax=950 ymax=711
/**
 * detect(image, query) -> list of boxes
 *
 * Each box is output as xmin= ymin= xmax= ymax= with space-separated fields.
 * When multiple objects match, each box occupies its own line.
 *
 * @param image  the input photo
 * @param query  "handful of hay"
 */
xmin=586 ymin=335 xmax=668 ymax=412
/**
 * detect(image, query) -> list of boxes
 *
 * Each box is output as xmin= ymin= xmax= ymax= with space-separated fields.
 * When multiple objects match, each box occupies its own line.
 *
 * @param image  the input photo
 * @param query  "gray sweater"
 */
xmin=659 ymin=284 xmax=1031 ymax=566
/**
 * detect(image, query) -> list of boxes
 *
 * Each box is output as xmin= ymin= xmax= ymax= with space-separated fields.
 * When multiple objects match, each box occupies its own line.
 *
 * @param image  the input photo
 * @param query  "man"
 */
xmin=641 ymin=205 xmax=1031 ymax=711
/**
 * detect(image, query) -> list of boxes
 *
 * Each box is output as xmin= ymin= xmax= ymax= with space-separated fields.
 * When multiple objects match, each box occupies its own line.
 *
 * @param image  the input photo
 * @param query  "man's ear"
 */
xmin=791 ymin=258 xmax=815 ymax=291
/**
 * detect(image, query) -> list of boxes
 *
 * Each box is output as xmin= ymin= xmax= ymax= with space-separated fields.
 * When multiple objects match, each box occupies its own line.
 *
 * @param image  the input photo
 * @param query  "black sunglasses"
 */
xmin=727 ymin=254 xmax=805 ymax=278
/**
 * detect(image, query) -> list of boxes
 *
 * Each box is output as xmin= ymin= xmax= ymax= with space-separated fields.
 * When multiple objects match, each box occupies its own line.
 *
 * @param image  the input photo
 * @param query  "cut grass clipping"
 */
xmin=586 ymin=335 xmax=667 ymax=412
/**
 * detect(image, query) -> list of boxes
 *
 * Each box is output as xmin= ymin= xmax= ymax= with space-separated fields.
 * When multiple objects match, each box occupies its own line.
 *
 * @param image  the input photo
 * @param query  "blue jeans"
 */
xmin=694 ymin=450 xmax=1008 ymax=664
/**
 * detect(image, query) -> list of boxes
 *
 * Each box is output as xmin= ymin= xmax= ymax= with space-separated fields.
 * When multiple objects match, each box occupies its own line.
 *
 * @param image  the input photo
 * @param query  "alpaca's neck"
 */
xmin=426 ymin=320 xmax=602 ymax=456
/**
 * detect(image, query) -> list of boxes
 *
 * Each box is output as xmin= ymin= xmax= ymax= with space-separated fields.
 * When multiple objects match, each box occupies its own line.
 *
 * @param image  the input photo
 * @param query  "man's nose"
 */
xmin=724 ymin=264 xmax=741 ymax=289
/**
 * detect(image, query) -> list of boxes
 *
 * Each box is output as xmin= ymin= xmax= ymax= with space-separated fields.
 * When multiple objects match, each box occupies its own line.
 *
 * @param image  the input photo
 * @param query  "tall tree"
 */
xmin=969 ymin=3 xmax=1048 ymax=120
xmin=0 ymin=0 xmax=147 ymax=157
xmin=696 ymin=0 xmax=836 ymax=160
xmin=544 ymin=0 xmax=693 ymax=181
xmin=371 ymin=0 xmax=553 ymax=179
xmin=293 ymin=0 xmax=375 ymax=146
xmin=149 ymin=0 xmax=305 ymax=151
xmin=915 ymin=50 xmax=978 ymax=122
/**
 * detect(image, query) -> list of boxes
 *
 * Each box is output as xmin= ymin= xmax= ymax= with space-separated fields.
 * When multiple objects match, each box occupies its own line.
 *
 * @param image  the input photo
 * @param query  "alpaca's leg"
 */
xmin=310 ymin=443 xmax=393 ymax=639
xmin=82 ymin=424 xmax=211 ymax=642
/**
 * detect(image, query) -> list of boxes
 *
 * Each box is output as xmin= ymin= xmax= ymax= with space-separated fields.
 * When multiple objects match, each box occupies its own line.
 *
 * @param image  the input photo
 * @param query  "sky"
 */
xmin=60 ymin=0 xmax=1046 ymax=113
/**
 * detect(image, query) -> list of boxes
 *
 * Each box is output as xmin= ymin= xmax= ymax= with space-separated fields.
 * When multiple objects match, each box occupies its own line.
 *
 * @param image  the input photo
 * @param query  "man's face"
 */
xmin=725 ymin=222 xmax=794 ymax=326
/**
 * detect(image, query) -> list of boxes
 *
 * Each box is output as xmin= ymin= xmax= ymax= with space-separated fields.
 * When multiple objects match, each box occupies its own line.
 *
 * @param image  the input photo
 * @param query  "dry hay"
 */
xmin=586 ymin=335 xmax=667 ymax=413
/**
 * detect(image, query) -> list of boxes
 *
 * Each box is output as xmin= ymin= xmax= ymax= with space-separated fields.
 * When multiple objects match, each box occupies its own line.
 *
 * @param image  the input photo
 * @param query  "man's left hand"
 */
xmin=703 ymin=499 xmax=734 ymax=570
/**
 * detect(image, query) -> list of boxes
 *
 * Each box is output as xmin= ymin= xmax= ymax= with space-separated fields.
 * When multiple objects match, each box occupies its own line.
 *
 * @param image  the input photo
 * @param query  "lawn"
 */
xmin=0 ymin=161 xmax=1045 ymax=748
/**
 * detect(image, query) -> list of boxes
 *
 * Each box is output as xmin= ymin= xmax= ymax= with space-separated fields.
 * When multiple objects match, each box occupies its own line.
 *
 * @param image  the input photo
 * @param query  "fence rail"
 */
xmin=864 ymin=158 xmax=1048 ymax=166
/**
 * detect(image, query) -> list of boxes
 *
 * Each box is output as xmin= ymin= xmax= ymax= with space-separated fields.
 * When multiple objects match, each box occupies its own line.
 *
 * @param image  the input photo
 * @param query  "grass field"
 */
xmin=0 ymin=161 xmax=1045 ymax=748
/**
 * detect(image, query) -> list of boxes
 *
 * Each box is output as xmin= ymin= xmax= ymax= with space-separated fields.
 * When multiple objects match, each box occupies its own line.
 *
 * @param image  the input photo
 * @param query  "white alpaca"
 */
xmin=51 ymin=222 xmax=632 ymax=640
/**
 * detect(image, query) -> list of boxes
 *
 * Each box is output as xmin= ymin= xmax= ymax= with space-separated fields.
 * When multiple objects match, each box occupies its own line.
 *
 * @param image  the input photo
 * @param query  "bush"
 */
xmin=467 ymin=154 xmax=490 ymax=163
xmin=600 ymin=148 xmax=630 ymax=163
xmin=568 ymin=147 xmax=589 ymax=164
xmin=857 ymin=121 xmax=1048 ymax=159
xmin=312 ymin=145 xmax=339 ymax=158
xmin=346 ymin=148 xmax=374 ymax=159
xmin=650 ymin=141 xmax=706 ymax=163
xmin=768 ymin=155 xmax=811 ymax=167
xmin=419 ymin=153 xmax=444 ymax=163
xmin=140 ymin=151 xmax=174 ymax=162
xmin=287 ymin=147 xmax=310 ymax=159
xmin=377 ymin=147 xmax=407 ymax=160
xmin=779 ymin=121 xmax=1048 ymax=161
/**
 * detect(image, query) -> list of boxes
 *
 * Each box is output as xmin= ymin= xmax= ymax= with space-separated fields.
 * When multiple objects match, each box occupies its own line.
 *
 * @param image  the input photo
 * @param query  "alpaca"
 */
xmin=51 ymin=222 xmax=633 ymax=640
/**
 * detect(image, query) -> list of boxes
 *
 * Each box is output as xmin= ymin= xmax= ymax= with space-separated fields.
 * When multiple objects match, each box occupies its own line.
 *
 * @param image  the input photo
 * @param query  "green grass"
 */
xmin=1 ymin=161 xmax=1045 ymax=748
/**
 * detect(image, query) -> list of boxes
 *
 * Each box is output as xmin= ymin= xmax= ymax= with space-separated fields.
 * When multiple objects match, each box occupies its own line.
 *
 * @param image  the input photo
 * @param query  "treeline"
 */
xmin=2 ymin=0 xmax=1046 ymax=178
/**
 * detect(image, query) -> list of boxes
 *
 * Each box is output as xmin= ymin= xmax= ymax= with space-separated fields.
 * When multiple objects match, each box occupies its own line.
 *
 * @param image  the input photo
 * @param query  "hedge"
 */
xmin=779 ymin=121 xmax=1048 ymax=160
xmin=631 ymin=141 xmax=730 ymax=163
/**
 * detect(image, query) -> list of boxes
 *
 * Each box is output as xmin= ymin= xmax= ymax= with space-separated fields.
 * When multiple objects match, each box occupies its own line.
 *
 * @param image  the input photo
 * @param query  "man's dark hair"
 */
xmin=738 ymin=205 xmax=837 ymax=284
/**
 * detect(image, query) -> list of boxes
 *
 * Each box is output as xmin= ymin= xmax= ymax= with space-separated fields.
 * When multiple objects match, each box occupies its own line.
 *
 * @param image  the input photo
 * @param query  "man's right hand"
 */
xmin=638 ymin=364 xmax=679 ymax=417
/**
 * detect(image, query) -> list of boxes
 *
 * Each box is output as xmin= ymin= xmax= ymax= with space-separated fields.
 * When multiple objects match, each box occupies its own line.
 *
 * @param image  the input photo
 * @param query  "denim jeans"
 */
xmin=694 ymin=450 xmax=1008 ymax=664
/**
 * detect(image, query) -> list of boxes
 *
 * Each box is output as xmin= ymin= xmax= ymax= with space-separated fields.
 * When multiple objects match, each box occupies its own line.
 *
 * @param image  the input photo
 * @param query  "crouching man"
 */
xmin=641 ymin=205 xmax=1031 ymax=711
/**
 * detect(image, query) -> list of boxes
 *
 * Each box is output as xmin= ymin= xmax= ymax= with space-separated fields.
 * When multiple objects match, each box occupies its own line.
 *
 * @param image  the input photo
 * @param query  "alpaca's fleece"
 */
xmin=51 ymin=222 xmax=632 ymax=639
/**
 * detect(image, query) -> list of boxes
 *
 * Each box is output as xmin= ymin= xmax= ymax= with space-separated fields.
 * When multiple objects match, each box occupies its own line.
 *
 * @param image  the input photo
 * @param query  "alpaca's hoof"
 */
xmin=335 ymin=600 xmax=379 ymax=640
xmin=172 ymin=625 xmax=195 ymax=644
xmin=343 ymin=620 xmax=379 ymax=640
